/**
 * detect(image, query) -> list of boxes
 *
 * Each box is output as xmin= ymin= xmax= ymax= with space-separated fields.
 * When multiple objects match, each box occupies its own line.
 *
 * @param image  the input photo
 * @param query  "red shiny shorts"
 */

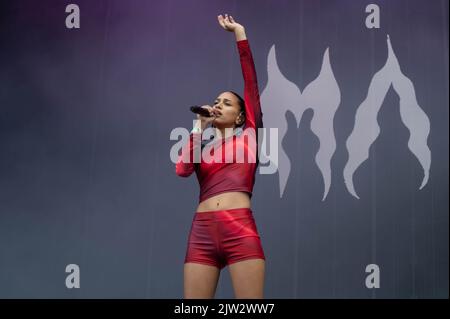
xmin=184 ymin=207 xmax=265 ymax=269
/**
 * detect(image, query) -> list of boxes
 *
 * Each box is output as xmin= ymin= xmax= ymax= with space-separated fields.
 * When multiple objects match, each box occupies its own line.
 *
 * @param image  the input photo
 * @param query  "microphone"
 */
xmin=190 ymin=105 xmax=213 ymax=117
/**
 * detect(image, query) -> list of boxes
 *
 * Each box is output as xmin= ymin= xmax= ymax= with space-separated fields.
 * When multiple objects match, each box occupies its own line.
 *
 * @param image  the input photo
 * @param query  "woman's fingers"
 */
xmin=224 ymin=14 xmax=231 ymax=26
xmin=218 ymin=14 xmax=227 ymax=29
xmin=203 ymin=106 xmax=216 ymax=121
xmin=222 ymin=15 xmax=229 ymax=27
xmin=218 ymin=13 xmax=236 ymax=31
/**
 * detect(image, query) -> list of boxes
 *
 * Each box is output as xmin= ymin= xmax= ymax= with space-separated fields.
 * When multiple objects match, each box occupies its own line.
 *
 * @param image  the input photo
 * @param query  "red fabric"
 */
xmin=184 ymin=208 xmax=265 ymax=269
xmin=175 ymin=39 xmax=263 ymax=203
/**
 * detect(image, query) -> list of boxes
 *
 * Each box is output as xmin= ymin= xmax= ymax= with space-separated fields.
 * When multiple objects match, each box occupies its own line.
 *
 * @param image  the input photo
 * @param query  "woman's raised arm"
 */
xmin=217 ymin=14 xmax=263 ymax=130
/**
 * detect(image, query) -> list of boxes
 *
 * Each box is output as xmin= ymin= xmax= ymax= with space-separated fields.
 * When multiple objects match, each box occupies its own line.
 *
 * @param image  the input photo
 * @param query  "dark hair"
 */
xmin=228 ymin=91 xmax=246 ymax=127
xmin=228 ymin=90 xmax=245 ymax=115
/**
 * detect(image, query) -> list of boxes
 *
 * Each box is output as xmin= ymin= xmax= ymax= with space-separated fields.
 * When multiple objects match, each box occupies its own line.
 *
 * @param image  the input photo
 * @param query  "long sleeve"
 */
xmin=175 ymin=132 xmax=202 ymax=177
xmin=237 ymin=39 xmax=263 ymax=130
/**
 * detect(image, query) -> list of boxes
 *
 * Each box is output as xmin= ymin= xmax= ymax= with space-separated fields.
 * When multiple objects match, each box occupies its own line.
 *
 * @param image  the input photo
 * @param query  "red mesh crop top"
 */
xmin=175 ymin=39 xmax=263 ymax=203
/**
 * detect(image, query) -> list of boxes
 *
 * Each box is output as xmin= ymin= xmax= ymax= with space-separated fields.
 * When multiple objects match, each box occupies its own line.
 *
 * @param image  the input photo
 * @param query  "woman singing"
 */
xmin=176 ymin=14 xmax=265 ymax=299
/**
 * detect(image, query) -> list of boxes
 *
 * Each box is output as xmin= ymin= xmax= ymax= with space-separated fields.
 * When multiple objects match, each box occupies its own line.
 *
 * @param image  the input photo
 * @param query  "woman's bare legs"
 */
xmin=184 ymin=263 xmax=221 ymax=298
xmin=229 ymin=259 xmax=265 ymax=298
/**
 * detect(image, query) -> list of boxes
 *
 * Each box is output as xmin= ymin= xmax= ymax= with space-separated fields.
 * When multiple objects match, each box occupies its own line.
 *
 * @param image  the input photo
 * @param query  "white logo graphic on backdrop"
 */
xmin=260 ymin=34 xmax=431 ymax=200
xmin=344 ymin=35 xmax=431 ymax=199
xmin=260 ymin=45 xmax=340 ymax=201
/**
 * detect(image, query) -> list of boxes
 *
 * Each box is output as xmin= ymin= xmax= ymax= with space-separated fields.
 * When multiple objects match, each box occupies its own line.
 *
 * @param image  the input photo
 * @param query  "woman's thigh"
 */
xmin=184 ymin=262 xmax=221 ymax=299
xmin=228 ymin=258 xmax=265 ymax=298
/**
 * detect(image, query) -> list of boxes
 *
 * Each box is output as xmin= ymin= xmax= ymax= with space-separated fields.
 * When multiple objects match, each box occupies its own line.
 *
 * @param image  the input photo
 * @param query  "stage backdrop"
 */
xmin=0 ymin=0 xmax=448 ymax=298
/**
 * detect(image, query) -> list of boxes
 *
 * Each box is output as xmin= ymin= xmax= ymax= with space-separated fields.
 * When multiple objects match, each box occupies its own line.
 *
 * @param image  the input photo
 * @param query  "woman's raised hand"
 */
xmin=217 ymin=14 xmax=244 ymax=32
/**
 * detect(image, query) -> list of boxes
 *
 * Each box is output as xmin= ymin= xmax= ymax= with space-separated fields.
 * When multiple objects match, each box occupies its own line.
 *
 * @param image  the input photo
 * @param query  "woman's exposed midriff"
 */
xmin=196 ymin=191 xmax=251 ymax=213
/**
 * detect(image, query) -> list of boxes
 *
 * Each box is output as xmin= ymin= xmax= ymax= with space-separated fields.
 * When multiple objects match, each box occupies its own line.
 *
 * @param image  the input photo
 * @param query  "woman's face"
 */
xmin=212 ymin=91 xmax=244 ymax=129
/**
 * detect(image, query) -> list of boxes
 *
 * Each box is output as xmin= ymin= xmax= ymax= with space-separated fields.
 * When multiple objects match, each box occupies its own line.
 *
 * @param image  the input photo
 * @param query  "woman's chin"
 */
xmin=212 ymin=118 xmax=224 ymax=126
xmin=213 ymin=120 xmax=233 ymax=129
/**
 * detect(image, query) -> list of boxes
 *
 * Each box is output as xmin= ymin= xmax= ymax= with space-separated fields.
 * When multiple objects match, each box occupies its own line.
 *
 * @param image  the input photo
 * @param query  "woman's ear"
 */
xmin=236 ymin=112 xmax=245 ymax=125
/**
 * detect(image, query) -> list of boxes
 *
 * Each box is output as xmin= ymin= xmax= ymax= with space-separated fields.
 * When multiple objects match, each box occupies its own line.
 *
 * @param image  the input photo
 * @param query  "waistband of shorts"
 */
xmin=194 ymin=207 xmax=253 ymax=221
